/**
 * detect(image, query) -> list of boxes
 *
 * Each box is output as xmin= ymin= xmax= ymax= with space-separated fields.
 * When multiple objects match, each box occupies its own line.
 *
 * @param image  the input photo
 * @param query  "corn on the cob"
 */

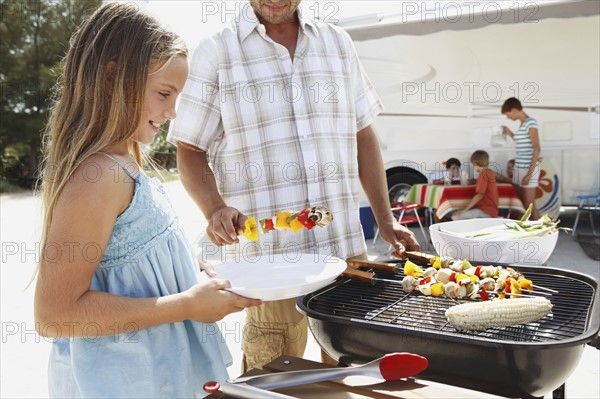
xmin=445 ymin=297 xmax=552 ymax=331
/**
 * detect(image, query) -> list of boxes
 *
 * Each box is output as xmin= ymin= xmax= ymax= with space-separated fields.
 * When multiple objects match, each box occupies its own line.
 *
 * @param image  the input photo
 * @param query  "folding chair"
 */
xmin=372 ymin=202 xmax=429 ymax=250
xmin=572 ymin=192 xmax=600 ymax=237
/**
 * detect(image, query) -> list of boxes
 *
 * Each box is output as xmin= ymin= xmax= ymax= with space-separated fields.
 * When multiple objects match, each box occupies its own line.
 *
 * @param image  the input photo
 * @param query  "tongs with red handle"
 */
xmin=204 ymin=352 xmax=428 ymax=398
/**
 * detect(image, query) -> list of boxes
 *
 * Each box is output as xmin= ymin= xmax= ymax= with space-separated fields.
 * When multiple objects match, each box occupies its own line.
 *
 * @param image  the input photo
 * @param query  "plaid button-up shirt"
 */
xmin=169 ymin=5 xmax=383 ymax=259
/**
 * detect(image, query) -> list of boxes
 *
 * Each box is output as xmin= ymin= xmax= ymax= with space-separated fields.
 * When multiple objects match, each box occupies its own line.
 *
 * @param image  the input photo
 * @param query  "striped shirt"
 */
xmin=514 ymin=117 xmax=539 ymax=167
xmin=168 ymin=4 xmax=383 ymax=259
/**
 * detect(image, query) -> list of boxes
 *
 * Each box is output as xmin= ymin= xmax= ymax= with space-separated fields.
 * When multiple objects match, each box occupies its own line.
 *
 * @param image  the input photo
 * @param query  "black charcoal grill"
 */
xmin=297 ymin=261 xmax=599 ymax=398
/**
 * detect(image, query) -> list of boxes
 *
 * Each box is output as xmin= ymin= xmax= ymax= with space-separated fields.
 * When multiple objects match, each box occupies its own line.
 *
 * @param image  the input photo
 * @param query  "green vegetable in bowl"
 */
xmin=441 ymin=204 xmax=570 ymax=241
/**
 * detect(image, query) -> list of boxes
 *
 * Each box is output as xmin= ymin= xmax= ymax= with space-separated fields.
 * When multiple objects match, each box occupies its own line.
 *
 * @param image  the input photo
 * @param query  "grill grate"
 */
xmin=307 ymin=262 xmax=595 ymax=343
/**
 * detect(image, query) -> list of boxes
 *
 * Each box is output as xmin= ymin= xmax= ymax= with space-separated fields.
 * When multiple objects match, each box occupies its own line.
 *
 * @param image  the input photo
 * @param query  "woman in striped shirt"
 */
xmin=501 ymin=97 xmax=542 ymax=219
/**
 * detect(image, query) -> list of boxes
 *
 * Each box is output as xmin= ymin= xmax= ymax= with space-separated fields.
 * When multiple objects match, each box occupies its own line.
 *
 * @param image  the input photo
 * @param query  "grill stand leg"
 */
xmin=552 ymin=383 xmax=566 ymax=399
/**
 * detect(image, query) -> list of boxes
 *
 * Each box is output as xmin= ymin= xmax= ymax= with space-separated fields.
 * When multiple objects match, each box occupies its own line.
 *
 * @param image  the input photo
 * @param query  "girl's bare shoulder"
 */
xmin=56 ymin=153 xmax=137 ymax=217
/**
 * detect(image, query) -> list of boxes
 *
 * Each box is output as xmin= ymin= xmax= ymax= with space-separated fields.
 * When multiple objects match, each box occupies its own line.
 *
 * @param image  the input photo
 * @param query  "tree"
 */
xmin=0 ymin=0 xmax=102 ymax=188
xmin=149 ymin=123 xmax=178 ymax=171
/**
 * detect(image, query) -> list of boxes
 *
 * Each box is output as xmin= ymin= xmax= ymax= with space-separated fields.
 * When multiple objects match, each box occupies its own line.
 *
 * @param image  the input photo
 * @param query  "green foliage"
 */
xmin=0 ymin=0 xmax=102 ymax=188
xmin=148 ymin=122 xmax=178 ymax=171
xmin=0 ymin=177 xmax=25 ymax=193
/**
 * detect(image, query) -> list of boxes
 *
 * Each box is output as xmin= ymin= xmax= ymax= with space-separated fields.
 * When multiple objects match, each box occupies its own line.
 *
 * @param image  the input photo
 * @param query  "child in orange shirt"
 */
xmin=452 ymin=150 xmax=499 ymax=220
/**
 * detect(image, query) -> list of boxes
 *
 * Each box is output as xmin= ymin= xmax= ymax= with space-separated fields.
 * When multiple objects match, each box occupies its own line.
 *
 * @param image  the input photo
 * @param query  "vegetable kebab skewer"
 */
xmin=243 ymin=206 xmax=333 ymax=241
xmin=401 ymin=259 xmax=551 ymax=301
xmin=425 ymin=255 xmax=558 ymax=294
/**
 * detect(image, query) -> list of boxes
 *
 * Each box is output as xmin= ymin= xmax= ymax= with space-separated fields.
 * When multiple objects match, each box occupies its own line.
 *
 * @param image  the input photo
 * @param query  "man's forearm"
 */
xmin=357 ymin=126 xmax=393 ymax=226
xmin=177 ymin=142 xmax=226 ymax=219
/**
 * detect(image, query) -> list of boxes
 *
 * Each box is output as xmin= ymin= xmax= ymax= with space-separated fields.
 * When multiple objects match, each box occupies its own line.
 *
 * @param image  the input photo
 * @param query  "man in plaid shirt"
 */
xmin=169 ymin=0 xmax=420 ymax=371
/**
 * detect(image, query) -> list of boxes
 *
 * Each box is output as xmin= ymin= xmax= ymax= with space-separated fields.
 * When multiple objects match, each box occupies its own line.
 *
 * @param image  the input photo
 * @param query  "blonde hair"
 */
xmin=38 ymin=3 xmax=187 ymax=266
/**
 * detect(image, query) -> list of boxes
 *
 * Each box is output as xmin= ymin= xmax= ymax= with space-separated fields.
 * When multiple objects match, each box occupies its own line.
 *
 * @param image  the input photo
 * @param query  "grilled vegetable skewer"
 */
xmin=243 ymin=206 xmax=333 ymax=241
xmin=402 ymin=260 xmax=549 ymax=300
xmin=419 ymin=254 xmax=557 ymax=293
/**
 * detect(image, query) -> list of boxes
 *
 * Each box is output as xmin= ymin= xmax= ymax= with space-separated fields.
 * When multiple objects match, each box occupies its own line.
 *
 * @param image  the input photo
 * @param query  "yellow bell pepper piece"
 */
xmin=403 ymin=260 xmax=424 ymax=278
xmin=462 ymin=259 xmax=473 ymax=270
xmin=469 ymin=275 xmax=480 ymax=283
xmin=432 ymin=258 xmax=442 ymax=270
xmin=519 ymin=278 xmax=533 ymax=291
xmin=275 ymin=211 xmax=292 ymax=230
xmin=243 ymin=217 xmax=259 ymax=241
xmin=289 ymin=218 xmax=304 ymax=233
xmin=455 ymin=273 xmax=469 ymax=282
xmin=431 ymin=282 xmax=444 ymax=296
xmin=508 ymin=277 xmax=522 ymax=297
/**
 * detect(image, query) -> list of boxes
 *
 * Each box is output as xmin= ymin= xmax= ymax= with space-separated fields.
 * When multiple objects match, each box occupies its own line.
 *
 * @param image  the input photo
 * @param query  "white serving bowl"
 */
xmin=429 ymin=218 xmax=558 ymax=265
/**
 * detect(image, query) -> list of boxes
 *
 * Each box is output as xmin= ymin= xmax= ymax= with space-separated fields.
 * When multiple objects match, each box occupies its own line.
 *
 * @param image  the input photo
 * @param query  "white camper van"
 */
xmin=343 ymin=0 xmax=600 ymax=216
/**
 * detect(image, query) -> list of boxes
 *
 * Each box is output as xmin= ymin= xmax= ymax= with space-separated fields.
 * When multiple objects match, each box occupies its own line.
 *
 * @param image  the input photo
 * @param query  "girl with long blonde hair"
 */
xmin=34 ymin=3 xmax=260 ymax=397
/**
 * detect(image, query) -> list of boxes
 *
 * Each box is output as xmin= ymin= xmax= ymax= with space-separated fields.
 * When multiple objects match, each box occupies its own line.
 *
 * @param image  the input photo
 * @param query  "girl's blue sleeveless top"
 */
xmin=49 ymin=162 xmax=231 ymax=398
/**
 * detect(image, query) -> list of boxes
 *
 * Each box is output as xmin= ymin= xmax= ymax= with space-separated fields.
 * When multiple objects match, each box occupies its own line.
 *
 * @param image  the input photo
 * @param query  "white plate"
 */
xmin=212 ymin=253 xmax=347 ymax=301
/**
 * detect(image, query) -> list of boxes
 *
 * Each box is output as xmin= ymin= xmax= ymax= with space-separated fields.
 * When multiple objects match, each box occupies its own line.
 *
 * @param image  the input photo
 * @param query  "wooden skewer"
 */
xmin=505 ymin=293 xmax=543 ymax=298
xmin=521 ymin=289 xmax=552 ymax=296
xmin=532 ymin=284 xmax=559 ymax=294
xmin=487 ymin=291 xmax=546 ymax=299
xmin=488 ymin=293 xmax=534 ymax=298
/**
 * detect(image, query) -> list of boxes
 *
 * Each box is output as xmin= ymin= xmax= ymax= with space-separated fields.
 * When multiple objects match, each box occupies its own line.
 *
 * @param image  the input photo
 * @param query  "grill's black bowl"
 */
xmin=297 ymin=263 xmax=599 ymax=398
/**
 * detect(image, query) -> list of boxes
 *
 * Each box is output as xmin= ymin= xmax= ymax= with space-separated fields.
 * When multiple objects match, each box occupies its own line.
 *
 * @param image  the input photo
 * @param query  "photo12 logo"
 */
xmin=2 ymin=321 xmax=140 ymax=344
xmin=398 ymin=1 xmax=540 ymax=24
xmin=207 ymin=161 xmax=340 ymax=185
xmin=202 ymin=81 xmax=340 ymax=105
xmin=199 ymin=1 xmax=342 ymax=24
xmin=401 ymin=81 xmax=540 ymax=104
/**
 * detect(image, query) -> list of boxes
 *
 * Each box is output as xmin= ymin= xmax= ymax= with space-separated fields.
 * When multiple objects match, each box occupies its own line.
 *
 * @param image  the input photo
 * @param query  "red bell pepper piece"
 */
xmin=260 ymin=218 xmax=276 ymax=233
xmin=419 ymin=276 xmax=432 ymax=285
xmin=296 ymin=209 xmax=316 ymax=230
xmin=264 ymin=219 xmax=275 ymax=231
xmin=479 ymin=286 xmax=489 ymax=301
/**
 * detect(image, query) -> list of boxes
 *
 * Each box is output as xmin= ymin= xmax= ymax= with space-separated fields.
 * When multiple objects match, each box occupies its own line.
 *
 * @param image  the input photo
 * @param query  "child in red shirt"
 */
xmin=452 ymin=150 xmax=499 ymax=220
